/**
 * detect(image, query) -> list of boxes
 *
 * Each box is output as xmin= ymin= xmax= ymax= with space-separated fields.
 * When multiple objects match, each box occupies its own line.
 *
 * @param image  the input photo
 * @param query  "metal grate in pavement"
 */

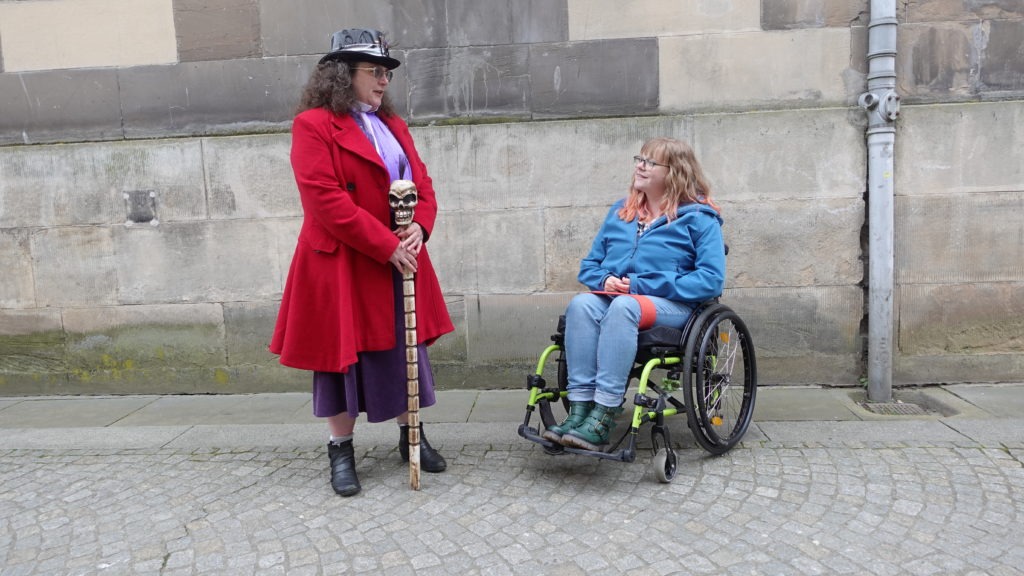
xmin=860 ymin=401 xmax=932 ymax=416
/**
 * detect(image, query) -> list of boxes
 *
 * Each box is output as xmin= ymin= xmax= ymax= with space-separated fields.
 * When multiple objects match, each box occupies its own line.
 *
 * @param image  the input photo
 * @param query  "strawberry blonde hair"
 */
xmin=618 ymin=137 xmax=720 ymax=223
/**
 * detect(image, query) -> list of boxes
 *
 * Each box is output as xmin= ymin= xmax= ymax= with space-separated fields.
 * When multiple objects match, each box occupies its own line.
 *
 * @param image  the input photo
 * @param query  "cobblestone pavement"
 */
xmin=2 ymin=432 xmax=1023 ymax=575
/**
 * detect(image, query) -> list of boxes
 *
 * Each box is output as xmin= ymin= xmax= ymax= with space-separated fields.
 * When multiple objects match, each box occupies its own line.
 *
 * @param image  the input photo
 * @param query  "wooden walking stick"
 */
xmin=390 ymin=178 xmax=421 ymax=490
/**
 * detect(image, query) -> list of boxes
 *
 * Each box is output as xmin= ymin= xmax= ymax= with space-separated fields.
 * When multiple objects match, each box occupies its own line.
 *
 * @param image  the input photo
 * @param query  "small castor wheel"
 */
xmin=652 ymin=447 xmax=677 ymax=483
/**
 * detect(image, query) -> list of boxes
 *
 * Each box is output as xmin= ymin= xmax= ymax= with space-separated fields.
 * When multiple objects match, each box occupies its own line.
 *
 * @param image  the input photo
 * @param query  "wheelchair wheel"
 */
xmin=555 ymin=349 xmax=570 ymax=412
xmin=683 ymin=307 xmax=757 ymax=455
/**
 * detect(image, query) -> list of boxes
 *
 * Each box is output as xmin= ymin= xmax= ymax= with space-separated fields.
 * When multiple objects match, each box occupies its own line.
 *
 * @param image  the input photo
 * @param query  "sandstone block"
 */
xmin=660 ymin=29 xmax=853 ymax=111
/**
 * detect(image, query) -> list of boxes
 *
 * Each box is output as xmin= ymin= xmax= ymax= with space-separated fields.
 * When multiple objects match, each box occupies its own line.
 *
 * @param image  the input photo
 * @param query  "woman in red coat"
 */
xmin=269 ymin=28 xmax=454 ymax=497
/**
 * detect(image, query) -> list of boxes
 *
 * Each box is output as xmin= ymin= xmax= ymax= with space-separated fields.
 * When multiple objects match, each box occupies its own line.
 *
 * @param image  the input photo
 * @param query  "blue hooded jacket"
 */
xmin=578 ymin=199 xmax=726 ymax=302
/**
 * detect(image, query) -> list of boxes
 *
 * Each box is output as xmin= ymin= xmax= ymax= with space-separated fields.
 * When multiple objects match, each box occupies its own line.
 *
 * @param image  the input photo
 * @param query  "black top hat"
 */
xmin=320 ymin=28 xmax=401 ymax=69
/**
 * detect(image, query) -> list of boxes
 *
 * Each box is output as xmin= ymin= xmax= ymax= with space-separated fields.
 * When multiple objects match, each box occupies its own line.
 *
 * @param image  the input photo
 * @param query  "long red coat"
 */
xmin=269 ymin=107 xmax=454 ymax=372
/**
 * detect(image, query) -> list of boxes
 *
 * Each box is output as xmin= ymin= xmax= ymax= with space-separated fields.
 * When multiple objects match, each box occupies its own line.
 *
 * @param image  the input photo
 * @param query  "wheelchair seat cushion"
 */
xmin=636 ymin=325 xmax=684 ymax=351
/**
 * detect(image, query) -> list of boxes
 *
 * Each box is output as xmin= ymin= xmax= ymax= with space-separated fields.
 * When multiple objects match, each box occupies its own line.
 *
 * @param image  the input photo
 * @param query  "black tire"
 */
xmin=556 ymin=349 xmax=570 ymax=412
xmin=683 ymin=307 xmax=757 ymax=455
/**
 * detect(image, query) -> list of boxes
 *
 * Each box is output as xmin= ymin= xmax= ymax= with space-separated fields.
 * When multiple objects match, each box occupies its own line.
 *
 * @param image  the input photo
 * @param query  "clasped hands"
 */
xmin=603 ymin=275 xmax=631 ymax=293
xmin=388 ymin=223 xmax=423 ymax=274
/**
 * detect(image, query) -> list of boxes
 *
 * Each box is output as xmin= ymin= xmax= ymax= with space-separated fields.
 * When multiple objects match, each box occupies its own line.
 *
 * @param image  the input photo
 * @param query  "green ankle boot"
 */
xmin=541 ymin=401 xmax=594 ymax=443
xmin=561 ymin=404 xmax=624 ymax=451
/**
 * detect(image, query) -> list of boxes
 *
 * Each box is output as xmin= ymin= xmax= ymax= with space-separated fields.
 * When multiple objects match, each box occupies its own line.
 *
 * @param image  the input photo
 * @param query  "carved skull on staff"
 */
xmin=389 ymin=179 xmax=418 ymax=227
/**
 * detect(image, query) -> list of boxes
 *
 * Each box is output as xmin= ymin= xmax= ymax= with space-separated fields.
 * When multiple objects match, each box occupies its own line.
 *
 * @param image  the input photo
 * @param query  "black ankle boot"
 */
xmin=399 ymin=424 xmax=447 ymax=473
xmin=327 ymin=440 xmax=361 ymax=497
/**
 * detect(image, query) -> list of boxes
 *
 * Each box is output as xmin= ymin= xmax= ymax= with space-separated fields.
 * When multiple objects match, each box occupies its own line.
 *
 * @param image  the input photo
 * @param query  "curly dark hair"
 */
xmin=295 ymin=59 xmax=396 ymax=117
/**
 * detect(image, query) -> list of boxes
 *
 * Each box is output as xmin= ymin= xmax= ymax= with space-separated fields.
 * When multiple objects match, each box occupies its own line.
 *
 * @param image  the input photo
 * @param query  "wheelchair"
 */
xmin=517 ymin=298 xmax=757 ymax=483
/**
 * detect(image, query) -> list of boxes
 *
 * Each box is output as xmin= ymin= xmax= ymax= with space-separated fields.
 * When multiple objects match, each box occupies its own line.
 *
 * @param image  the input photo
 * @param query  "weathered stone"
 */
xmin=895 ymin=192 xmax=1024 ymax=283
xmin=982 ymin=20 xmax=1024 ymax=91
xmin=447 ymin=0 xmax=567 ymax=45
xmin=269 ymin=218 xmax=302 ymax=293
xmin=113 ymin=220 xmax=280 ymax=304
xmin=761 ymin=0 xmax=868 ymax=30
xmin=896 ymin=353 xmax=1024 ymax=385
xmin=898 ymin=23 xmax=974 ymax=97
xmin=543 ymin=206 xmax=608 ymax=293
xmin=904 ymin=0 xmax=1024 ymax=22
xmin=0 ymin=0 xmax=176 ymax=72
xmin=62 ymin=304 xmax=225 ymax=393
xmin=0 ymin=69 xmax=123 ymax=145
xmin=404 ymin=45 xmax=532 ymax=122
xmin=464 ymin=293 xmax=574 ymax=363
xmin=118 ymin=57 xmax=312 ymax=139
xmin=421 ymin=116 xmax=689 ymax=212
xmin=173 ymin=0 xmax=261 ymax=62
xmin=430 ymin=209 xmax=546 ymax=294
xmin=203 ymin=134 xmax=300 ymax=219
xmin=568 ymin=0 xmax=759 ymax=39
xmin=694 ymin=108 xmax=865 ymax=200
xmin=725 ymin=198 xmax=864 ymax=288
xmin=724 ymin=286 xmax=864 ymax=385
xmin=427 ymin=295 xmax=468 ymax=365
xmin=529 ymin=38 xmax=659 ymax=117
xmin=898 ymin=19 xmax=1024 ymax=96
xmin=0 ymin=139 xmax=207 ymax=228
xmin=0 ymin=229 xmax=33 ymax=308
xmin=223 ymin=301 xmax=279 ymax=367
xmin=0 ymin=309 xmax=65 ymax=390
xmin=31 ymin=227 xmax=118 ymax=308
xmin=660 ymin=29 xmax=854 ymax=112
xmin=897 ymin=102 xmax=1024 ymax=194
xmin=258 ymin=0 xmax=448 ymax=56
xmin=408 ymin=125 xmax=459 ymax=210
xmin=898 ymin=283 xmax=1024 ymax=355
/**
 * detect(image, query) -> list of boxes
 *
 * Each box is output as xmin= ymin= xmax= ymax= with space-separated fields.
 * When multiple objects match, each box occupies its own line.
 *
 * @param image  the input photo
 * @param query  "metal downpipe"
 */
xmin=858 ymin=0 xmax=900 ymax=402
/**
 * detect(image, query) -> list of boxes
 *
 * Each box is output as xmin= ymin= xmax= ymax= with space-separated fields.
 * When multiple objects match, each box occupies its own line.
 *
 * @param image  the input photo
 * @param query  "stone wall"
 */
xmin=0 ymin=0 xmax=1021 ymax=394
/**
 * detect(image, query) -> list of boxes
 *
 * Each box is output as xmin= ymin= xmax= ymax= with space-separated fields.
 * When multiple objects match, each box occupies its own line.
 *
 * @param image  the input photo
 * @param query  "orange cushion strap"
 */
xmin=590 ymin=292 xmax=657 ymax=330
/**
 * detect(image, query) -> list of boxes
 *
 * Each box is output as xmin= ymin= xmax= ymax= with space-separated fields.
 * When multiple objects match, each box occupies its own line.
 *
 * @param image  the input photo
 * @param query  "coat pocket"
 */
xmin=305 ymin=222 xmax=340 ymax=254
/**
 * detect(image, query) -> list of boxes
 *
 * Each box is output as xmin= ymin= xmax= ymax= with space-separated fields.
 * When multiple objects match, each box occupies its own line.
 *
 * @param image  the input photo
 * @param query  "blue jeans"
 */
xmin=564 ymin=293 xmax=694 ymax=408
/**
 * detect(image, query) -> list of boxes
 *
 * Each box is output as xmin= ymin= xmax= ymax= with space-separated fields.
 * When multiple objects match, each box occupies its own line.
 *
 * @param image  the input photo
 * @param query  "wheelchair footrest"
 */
xmin=519 ymin=424 xmax=636 ymax=462
xmin=518 ymin=424 xmax=566 ymax=454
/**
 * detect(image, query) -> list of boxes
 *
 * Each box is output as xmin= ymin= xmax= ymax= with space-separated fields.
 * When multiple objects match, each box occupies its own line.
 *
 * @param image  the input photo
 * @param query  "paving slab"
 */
xmin=111 ymin=393 xmax=316 ymax=426
xmin=945 ymin=383 xmax=1024 ymax=418
xmin=896 ymin=386 xmax=991 ymax=418
xmin=943 ymin=418 xmax=1024 ymax=446
xmin=0 ymin=396 xmax=157 ymax=428
xmin=0 ymin=426 xmax=188 ymax=450
xmin=757 ymin=419 xmax=969 ymax=444
xmin=752 ymin=386 xmax=861 ymax=421
xmin=466 ymin=389 xmax=527 ymax=422
xmin=424 ymin=389 xmax=478 ymax=423
xmin=164 ymin=423 xmax=330 ymax=449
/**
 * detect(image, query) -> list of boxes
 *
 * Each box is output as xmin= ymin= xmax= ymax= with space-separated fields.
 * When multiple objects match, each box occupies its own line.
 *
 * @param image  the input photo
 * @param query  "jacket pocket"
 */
xmin=305 ymin=222 xmax=340 ymax=254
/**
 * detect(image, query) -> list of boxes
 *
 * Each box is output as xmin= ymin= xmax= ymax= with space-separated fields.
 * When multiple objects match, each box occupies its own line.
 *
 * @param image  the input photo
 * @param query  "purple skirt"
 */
xmin=312 ymin=272 xmax=438 ymax=422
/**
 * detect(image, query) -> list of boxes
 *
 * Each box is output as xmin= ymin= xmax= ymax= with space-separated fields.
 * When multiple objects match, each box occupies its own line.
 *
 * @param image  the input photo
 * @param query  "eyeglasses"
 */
xmin=633 ymin=155 xmax=668 ymax=169
xmin=353 ymin=66 xmax=394 ymax=81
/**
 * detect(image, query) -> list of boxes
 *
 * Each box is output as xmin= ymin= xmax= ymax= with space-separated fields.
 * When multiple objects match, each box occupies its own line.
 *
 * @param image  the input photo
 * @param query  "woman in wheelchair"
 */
xmin=544 ymin=137 xmax=726 ymax=452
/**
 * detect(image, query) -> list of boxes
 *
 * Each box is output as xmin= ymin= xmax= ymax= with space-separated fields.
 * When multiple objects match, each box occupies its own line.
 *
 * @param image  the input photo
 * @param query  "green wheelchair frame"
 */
xmin=517 ymin=300 xmax=757 ymax=482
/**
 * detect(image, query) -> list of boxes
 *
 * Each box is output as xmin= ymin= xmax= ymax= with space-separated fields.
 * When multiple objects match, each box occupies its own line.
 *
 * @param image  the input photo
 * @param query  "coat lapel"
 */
xmin=329 ymin=113 xmax=387 ymax=173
